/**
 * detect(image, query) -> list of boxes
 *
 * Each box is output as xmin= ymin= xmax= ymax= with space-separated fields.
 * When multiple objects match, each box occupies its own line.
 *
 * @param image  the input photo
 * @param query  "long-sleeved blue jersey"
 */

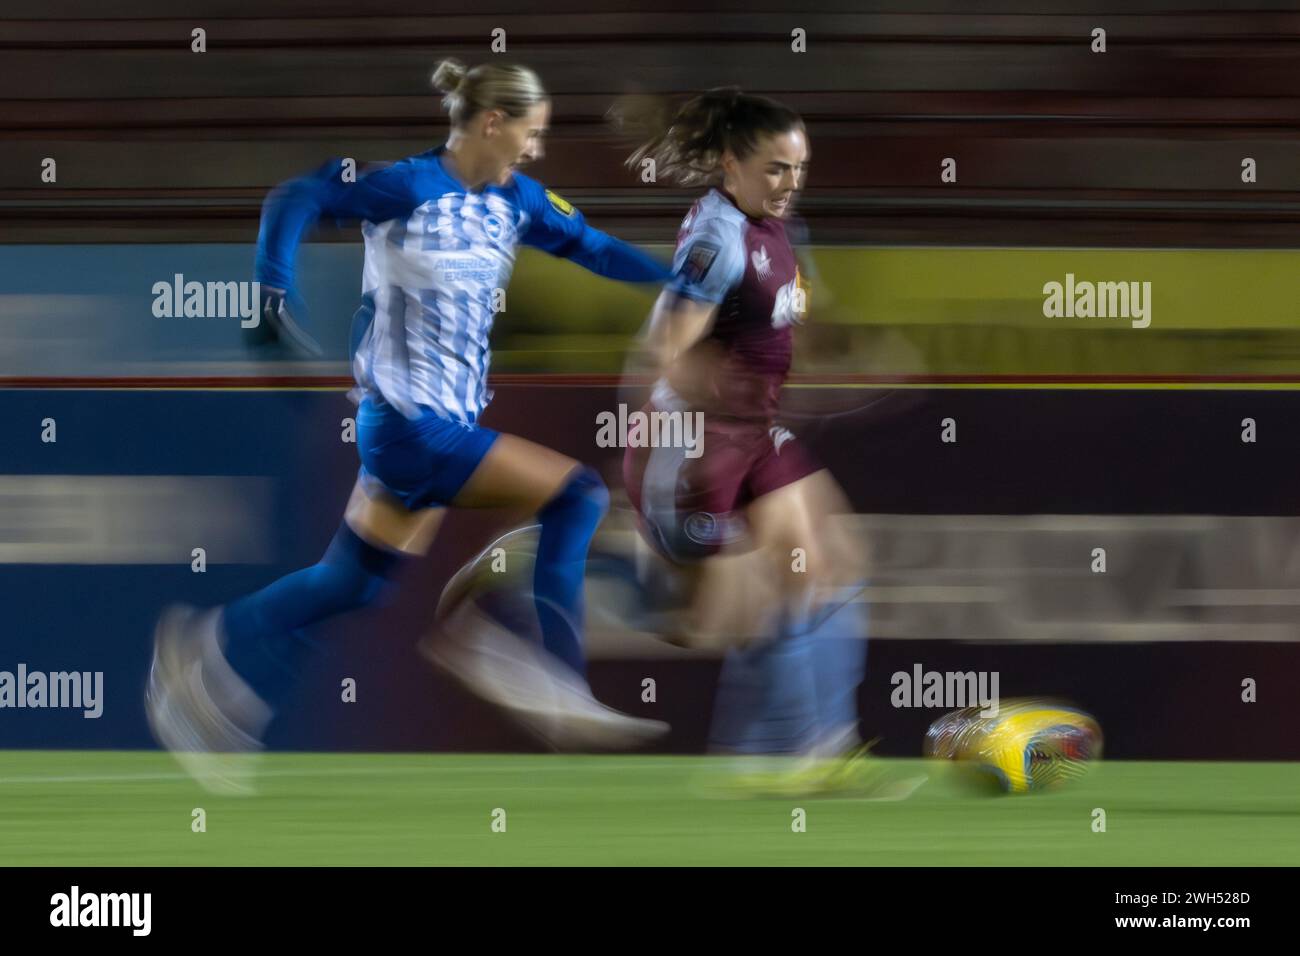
xmin=255 ymin=146 xmax=668 ymax=422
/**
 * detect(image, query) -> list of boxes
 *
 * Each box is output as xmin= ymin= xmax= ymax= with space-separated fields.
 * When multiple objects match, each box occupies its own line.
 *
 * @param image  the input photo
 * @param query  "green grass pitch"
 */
xmin=2 ymin=751 xmax=1297 ymax=866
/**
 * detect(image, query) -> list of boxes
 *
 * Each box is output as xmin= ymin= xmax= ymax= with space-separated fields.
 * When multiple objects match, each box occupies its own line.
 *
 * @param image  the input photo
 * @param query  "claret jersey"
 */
xmin=662 ymin=187 xmax=807 ymax=421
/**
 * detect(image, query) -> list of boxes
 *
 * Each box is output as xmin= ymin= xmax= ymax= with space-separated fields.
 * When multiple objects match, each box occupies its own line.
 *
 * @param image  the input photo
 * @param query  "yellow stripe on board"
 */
xmin=503 ymin=246 xmax=1300 ymax=378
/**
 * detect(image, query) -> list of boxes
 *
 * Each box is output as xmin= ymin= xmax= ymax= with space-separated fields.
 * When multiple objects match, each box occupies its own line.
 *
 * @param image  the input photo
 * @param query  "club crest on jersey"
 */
xmin=683 ymin=511 xmax=745 ymax=548
xmin=545 ymin=189 xmax=575 ymax=217
xmin=751 ymin=245 xmax=773 ymax=281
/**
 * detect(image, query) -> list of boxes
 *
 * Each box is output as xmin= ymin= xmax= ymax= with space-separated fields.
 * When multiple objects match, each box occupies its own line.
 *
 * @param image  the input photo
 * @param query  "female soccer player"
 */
xmin=620 ymin=89 xmax=870 ymax=771
xmin=147 ymin=59 xmax=669 ymax=792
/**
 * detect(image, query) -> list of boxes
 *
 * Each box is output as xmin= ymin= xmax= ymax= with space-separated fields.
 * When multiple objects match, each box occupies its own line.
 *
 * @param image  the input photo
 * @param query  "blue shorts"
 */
xmin=356 ymin=396 xmax=499 ymax=510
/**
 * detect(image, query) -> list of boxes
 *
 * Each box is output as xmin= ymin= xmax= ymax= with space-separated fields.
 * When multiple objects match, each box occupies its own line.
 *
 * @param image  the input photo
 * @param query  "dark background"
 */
xmin=5 ymin=0 xmax=1300 ymax=247
xmin=2 ymin=2 xmax=1299 ymax=759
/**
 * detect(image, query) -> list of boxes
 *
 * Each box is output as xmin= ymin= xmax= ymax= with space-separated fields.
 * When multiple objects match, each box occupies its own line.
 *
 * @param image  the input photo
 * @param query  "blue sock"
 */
xmin=708 ymin=588 xmax=868 ymax=756
xmin=708 ymin=610 xmax=821 ymax=755
xmin=804 ymin=588 xmax=869 ymax=752
xmin=221 ymin=522 xmax=405 ymax=707
xmin=533 ymin=467 xmax=609 ymax=676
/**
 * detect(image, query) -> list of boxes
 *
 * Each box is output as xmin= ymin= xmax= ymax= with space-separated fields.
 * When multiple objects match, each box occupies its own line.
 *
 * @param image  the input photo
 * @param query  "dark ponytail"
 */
xmin=612 ymin=87 xmax=803 ymax=187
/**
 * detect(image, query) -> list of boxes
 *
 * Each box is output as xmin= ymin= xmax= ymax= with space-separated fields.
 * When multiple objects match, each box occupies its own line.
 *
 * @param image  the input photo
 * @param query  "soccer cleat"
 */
xmin=421 ymin=600 xmax=669 ymax=752
xmin=426 ymin=524 xmax=670 ymax=750
xmin=796 ymin=740 xmax=926 ymax=799
xmin=145 ymin=604 xmax=271 ymax=796
xmin=702 ymin=741 xmax=926 ymax=800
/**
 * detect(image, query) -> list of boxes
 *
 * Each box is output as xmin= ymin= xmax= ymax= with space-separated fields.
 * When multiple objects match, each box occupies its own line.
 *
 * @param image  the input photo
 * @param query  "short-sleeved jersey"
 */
xmin=255 ymin=145 xmax=667 ymax=423
xmin=663 ymin=188 xmax=805 ymax=422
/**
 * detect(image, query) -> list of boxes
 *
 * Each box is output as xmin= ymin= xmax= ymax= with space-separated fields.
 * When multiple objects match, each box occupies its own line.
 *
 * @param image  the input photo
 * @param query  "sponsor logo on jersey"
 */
xmin=545 ymin=189 xmax=575 ymax=217
xmin=771 ymin=277 xmax=805 ymax=329
xmin=751 ymin=245 xmax=773 ymax=281
xmin=769 ymin=425 xmax=795 ymax=454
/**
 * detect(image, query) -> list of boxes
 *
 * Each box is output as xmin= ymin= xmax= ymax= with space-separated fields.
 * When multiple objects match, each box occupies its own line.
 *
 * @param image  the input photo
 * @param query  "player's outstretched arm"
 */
xmin=562 ymin=224 xmax=670 ymax=283
xmin=250 ymin=158 xmax=423 ymax=355
xmin=519 ymin=179 xmax=669 ymax=284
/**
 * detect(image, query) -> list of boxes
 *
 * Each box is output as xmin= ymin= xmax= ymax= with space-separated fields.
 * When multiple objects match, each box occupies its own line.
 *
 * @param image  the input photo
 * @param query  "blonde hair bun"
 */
xmin=431 ymin=58 xmax=468 ymax=94
xmin=430 ymin=59 xmax=547 ymax=128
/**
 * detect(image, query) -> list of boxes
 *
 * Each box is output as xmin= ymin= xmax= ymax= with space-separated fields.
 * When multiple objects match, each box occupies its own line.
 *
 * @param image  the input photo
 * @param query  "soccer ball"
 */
xmin=924 ymin=698 xmax=1102 ymax=794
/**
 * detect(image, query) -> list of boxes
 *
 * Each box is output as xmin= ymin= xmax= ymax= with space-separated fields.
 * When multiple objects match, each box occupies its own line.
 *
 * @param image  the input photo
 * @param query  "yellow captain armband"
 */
xmin=545 ymin=189 xmax=575 ymax=217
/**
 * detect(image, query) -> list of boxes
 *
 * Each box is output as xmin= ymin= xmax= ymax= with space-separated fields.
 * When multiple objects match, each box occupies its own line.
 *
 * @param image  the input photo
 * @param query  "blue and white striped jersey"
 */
xmin=256 ymin=145 xmax=667 ymax=422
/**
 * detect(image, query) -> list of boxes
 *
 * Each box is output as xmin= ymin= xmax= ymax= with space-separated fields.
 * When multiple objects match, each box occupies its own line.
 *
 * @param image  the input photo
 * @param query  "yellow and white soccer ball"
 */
xmin=924 ymin=698 xmax=1102 ymax=794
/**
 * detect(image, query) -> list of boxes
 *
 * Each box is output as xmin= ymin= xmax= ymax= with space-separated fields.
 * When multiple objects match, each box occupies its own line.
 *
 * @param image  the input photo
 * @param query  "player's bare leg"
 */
xmin=344 ymin=476 xmax=445 ymax=555
xmin=637 ymin=470 xmax=855 ymax=651
xmin=748 ymin=470 xmax=851 ymax=604
xmin=450 ymin=432 xmax=579 ymax=511
xmin=638 ymin=542 xmax=785 ymax=651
